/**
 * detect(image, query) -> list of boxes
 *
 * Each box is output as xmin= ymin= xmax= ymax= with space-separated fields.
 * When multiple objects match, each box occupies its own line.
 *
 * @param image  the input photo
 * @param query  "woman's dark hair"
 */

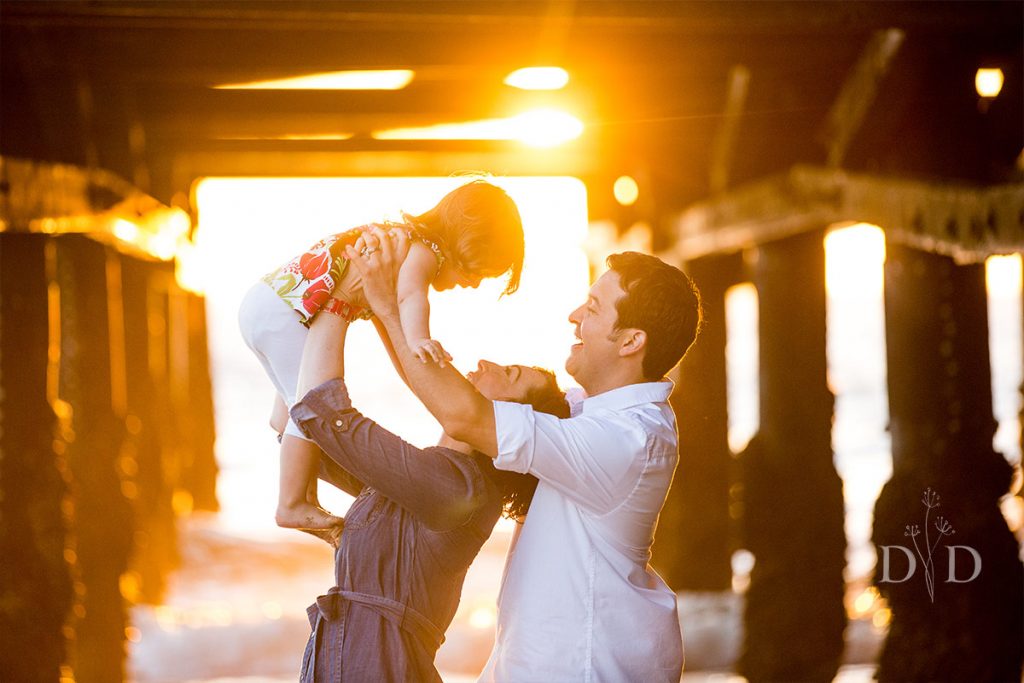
xmin=494 ymin=368 xmax=570 ymax=521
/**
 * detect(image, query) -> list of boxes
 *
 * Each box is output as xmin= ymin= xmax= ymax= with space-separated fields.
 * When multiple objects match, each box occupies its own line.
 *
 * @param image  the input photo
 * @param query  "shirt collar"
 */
xmin=579 ymin=379 xmax=674 ymax=415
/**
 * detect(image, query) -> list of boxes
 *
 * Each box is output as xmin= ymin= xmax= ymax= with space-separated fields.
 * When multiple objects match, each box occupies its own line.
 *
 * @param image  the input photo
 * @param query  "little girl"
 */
xmin=238 ymin=179 xmax=524 ymax=545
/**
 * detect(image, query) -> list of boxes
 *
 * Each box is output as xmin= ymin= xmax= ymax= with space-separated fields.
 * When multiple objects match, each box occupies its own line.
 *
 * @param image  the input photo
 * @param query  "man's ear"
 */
xmin=617 ymin=328 xmax=647 ymax=359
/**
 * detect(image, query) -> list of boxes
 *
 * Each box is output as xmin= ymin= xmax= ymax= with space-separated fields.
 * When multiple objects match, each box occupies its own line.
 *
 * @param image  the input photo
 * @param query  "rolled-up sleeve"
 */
xmin=292 ymin=378 xmax=490 ymax=531
xmin=493 ymin=401 xmax=644 ymax=514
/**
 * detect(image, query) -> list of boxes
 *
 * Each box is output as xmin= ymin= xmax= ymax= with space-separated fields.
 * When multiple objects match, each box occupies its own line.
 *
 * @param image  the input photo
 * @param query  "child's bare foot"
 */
xmin=300 ymin=522 xmax=344 ymax=549
xmin=275 ymin=501 xmax=344 ymax=530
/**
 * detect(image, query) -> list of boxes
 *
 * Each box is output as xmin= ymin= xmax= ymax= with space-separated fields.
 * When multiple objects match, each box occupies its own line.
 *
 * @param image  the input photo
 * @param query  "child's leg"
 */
xmin=274 ymin=297 xmax=350 ymax=530
xmin=275 ymin=435 xmax=341 ymax=529
xmin=295 ymin=297 xmax=348 ymax=397
xmin=270 ymin=394 xmax=289 ymax=435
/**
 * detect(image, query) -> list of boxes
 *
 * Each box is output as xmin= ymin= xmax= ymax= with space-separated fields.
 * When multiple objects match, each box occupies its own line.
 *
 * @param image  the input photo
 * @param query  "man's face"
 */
xmin=467 ymin=360 xmax=549 ymax=403
xmin=565 ymin=269 xmax=627 ymax=389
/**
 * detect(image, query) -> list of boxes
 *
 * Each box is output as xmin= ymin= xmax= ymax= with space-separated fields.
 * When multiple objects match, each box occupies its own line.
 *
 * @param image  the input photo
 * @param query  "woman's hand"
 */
xmin=345 ymin=226 xmax=409 ymax=318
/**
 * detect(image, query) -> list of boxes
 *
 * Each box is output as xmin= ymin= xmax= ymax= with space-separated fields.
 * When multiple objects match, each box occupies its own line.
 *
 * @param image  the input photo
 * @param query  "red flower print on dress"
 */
xmin=301 ymin=279 xmax=331 ymax=315
xmin=299 ymin=251 xmax=330 ymax=281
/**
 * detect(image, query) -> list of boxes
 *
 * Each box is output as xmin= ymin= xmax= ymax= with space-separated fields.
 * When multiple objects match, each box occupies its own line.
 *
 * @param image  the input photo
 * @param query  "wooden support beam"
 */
xmin=181 ymin=293 xmax=219 ymax=512
xmin=652 ymin=251 xmax=744 ymax=591
xmin=120 ymin=258 xmax=180 ymax=605
xmin=0 ymin=234 xmax=71 ymax=681
xmin=56 ymin=235 xmax=132 ymax=683
xmin=665 ymin=165 xmax=1024 ymax=263
xmin=0 ymin=156 xmax=192 ymax=262
xmin=709 ymin=65 xmax=750 ymax=195
xmin=820 ymin=28 xmax=904 ymax=169
xmin=740 ymin=229 xmax=847 ymax=683
xmin=872 ymin=244 xmax=1023 ymax=681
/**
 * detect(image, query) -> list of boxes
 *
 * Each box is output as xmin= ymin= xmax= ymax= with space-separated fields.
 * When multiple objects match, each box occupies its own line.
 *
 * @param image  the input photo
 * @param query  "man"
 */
xmin=288 ymin=310 xmax=569 ymax=682
xmin=346 ymin=228 xmax=703 ymax=682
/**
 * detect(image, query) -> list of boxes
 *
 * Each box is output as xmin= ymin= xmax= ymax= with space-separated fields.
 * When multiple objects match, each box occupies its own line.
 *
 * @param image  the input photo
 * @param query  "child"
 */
xmin=238 ymin=179 xmax=524 ymax=545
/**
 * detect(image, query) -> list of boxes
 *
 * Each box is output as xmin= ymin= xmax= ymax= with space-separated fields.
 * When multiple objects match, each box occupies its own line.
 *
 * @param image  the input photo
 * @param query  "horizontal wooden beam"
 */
xmin=0 ymin=156 xmax=189 ymax=262
xmin=664 ymin=165 xmax=1024 ymax=263
xmin=168 ymin=147 xmax=597 ymax=189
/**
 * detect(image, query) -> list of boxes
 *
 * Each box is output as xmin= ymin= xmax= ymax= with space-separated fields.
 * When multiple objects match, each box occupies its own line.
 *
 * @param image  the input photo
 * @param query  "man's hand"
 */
xmin=345 ymin=226 xmax=409 ymax=319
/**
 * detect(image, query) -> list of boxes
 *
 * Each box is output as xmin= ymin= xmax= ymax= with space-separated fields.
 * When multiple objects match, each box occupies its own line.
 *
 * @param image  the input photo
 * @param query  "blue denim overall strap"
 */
xmin=301 ymin=586 xmax=446 ymax=681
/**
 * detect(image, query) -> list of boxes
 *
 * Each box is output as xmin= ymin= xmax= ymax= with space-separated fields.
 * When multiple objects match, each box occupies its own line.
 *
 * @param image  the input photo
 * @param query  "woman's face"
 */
xmin=466 ymin=360 xmax=548 ymax=403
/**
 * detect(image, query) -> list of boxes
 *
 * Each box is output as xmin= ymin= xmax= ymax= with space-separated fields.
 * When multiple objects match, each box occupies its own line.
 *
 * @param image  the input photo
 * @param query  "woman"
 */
xmin=288 ymin=310 xmax=569 ymax=682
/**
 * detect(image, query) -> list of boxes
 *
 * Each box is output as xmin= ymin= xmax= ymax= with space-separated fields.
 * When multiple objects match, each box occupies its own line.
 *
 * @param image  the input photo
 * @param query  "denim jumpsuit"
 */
xmin=291 ymin=378 xmax=506 ymax=682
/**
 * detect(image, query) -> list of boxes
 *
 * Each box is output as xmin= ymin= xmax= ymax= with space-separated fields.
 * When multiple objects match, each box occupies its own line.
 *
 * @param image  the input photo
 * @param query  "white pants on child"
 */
xmin=238 ymin=281 xmax=312 ymax=441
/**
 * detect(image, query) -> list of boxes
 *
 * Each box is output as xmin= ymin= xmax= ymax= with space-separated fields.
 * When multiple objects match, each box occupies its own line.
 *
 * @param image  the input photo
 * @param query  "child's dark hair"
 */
xmin=493 ymin=368 xmax=569 ymax=521
xmin=404 ymin=178 xmax=524 ymax=295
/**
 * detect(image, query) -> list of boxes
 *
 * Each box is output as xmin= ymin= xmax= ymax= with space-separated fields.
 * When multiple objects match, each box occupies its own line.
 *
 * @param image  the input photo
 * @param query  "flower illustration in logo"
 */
xmin=299 ymin=251 xmax=330 ymax=281
xmin=903 ymin=487 xmax=956 ymax=602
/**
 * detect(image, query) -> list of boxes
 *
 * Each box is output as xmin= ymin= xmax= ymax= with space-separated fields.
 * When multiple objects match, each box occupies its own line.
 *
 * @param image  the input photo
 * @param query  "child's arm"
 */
xmin=396 ymin=242 xmax=452 ymax=366
xmin=371 ymin=315 xmax=410 ymax=387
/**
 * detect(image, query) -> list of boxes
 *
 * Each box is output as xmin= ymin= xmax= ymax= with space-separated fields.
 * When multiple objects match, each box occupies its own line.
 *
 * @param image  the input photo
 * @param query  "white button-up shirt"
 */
xmin=479 ymin=381 xmax=684 ymax=683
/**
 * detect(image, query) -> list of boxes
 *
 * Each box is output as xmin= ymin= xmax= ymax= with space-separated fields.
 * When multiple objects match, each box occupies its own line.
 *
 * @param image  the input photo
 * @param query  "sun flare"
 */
xmin=193 ymin=176 xmax=589 ymax=534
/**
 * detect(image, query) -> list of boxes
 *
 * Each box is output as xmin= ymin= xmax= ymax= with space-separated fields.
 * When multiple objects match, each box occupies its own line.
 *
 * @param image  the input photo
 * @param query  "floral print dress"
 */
xmin=261 ymin=223 xmax=443 ymax=326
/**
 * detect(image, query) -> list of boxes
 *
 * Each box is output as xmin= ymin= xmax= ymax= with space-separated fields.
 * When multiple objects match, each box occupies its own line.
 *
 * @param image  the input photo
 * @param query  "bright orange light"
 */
xmin=613 ymin=176 xmax=639 ymax=206
xmin=119 ymin=571 xmax=142 ymax=602
xmin=468 ymin=605 xmax=497 ymax=629
xmin=514 ymin=109 xmax=584 ymax=147
xmin=113 ymin=218 xmax=140 ymax=243
xmin=171 ymin=489 xmax=195 ymax=515
xmin=986 ymin=253 xmax=1022 ymax=295
xmin=175 ymin=241 xmax=205 ymax=295
xmin=824 ymin=223 xmax=886 ymax=297
xmin=214 ymin=70 xmax=414 ymax=90
xmin=216 ymin=133 xmax=354 ymax=141
xmin=725 ymin=282 xmax=759 ymax=454
xmin=853 ymin=587 xmax=878 ymax=616
xmin=193 ymin=177 xmax=589 ymax=535
xmin=372 ymin=108 xmax=583 ymax=147
xmin=504 ymin=66 xmax=570 ymax=90
xmin=975 ymin=68 xmax=1004 ymax=98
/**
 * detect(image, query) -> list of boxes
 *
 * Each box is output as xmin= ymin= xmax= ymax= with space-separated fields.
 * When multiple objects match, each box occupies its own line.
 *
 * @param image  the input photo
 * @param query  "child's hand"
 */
xmin=410 ymin=338 xmax=453 ymax=367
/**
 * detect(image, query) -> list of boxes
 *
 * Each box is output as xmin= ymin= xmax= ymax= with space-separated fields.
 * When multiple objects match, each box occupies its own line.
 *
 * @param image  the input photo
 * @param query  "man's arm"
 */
xmin=345 ymin=227 xmax=498 ymax=457
xmin=291 ymin=307 xmax=489 ymax=530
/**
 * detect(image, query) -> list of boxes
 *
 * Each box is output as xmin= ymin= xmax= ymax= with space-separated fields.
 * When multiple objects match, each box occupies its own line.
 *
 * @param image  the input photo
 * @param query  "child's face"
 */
xmin=432 ymin=258 xmax=488 ymax=291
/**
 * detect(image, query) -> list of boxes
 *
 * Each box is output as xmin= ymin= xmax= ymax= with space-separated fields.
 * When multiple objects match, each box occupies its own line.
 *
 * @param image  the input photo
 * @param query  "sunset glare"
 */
xmin=193 ymin=176 xmax=589 ymax=534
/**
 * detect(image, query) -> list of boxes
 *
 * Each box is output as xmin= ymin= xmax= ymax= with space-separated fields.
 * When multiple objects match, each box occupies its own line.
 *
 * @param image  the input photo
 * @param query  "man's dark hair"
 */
xmin=496 ymin=368 xmax=569 ymax=521
xmin=606 ymin=251 xmax=703 ymax=380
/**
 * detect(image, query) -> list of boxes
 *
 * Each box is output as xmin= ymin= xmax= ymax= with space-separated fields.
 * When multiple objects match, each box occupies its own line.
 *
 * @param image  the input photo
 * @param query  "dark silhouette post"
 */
xmin=182 ymin=292 xmax=219 ymax=512
xmin=0 ymin=234 xmax=73 ymax=682
xmin=653 ymin=252 xmax=741 ymax=591
xmin=120 ymin=258 xmax=180 ymax=603
xmin=740 ymin=229 xmax=847 ymax=682
xmin=57 ymin=236 xmax=133 ymax=683
xmin=872 ymin=243 xmax=1023 ymax=682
